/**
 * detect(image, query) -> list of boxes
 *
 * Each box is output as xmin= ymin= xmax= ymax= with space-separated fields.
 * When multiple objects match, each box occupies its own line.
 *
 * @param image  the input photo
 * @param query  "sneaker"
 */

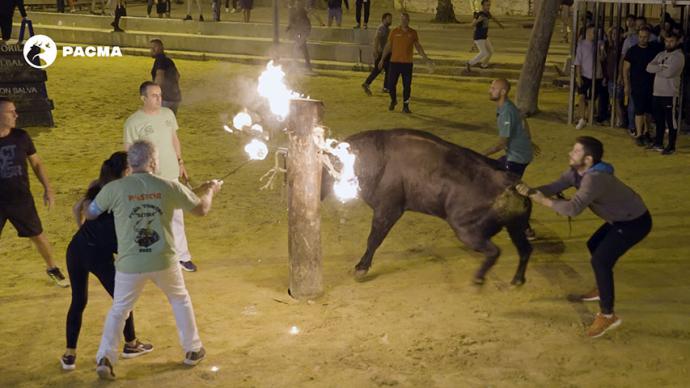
xmin=225 ymin=7 xmax=229 ymax=12
xmin=60 ymin=354 xmax=76 ymax=371
xmin=231 ymin=7 xmax=238 ymax=13
xmin=47 ymin=267 xmax=69 ymax=288
xmin=586 ymin=313 xmax=622 ymax=338
xmin=183 ymin=14 xmax=193 ymax=20
xmin=627 ymin=127 xmax=637 ymax=137
xmin=463 ymin=62 xmax=472 ymax=74
xmin=580 ymin=288 xmax=600 ymax=302
xmin=479 ymin=63 xmax=490 ymax=69
xmin=525 ymin=228 xmax=537 ymax=241
xmin=402 ymin=104 xmax=412 ymax=114
xmin=362 ymin=83 xmax=372 ymax=96
xmin=121 ymin=340 xmax=154 ymax=359
xmin=388 ymin=101 xmax=397 ymax=111
xmin=179 ymin=260 xmax=198 ymax=272
xmin=183 ymin=347 xmax=206 ymax=366
xmin=661 ymin=147 xmax=676 ymax=155
xmin=199 ymin=15 xmax=205 ymax=21
xmin=96 ymin=357 xmax=116 ymax=380
xmin=575 ymin=118 xmax=587 ymax=130
xmin=648 ymin=144 xmax=664 ymax=152
xmin=363 ymin=24 xmax=368 ymax=29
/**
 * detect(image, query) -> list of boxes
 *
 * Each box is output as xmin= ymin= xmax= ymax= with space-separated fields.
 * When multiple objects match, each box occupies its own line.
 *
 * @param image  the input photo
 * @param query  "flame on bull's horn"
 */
xmin=326 ymin=140 xmax=359 ymax=202
xmin=257 ymin=61 xmax=299 ymax=119
xmin=244 ymin=139 xmax=269 ymax=161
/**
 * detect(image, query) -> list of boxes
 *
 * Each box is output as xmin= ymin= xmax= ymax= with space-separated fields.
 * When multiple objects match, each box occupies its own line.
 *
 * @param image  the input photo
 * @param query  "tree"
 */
xmin=516 ymin=0 xmax=562 ymax=115
xmin=434 ymin=0 xmax=458 ymax=23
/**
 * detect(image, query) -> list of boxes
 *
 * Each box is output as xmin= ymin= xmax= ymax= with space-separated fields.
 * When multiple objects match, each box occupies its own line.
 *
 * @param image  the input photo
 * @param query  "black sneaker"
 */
xmin=47 ymin=267 xmax=69 ymax=288
xmin=525 ymin=228 xmax=537 ymax=241
xmin=60 ymin=354 xmax=76 ymax=371
xmin=388 ymin=101 xmax=397 ymax=111
xmin=661 ymin=147 xmax=676 ymax=155
xmin=402 ymin=104 xmax=411 ymax=114
xmin=199 ymin=15 xmax=204 ymax=21
xmin=179 ymin=260 xmax=198 ymax=272
xmin=182 ymin=14 xmax=192 ymax=20
xmin=96 ymin=357 xmax=116 ymax=380
xmin=362 ymin=83 xmax=372 ymax=96
xmin=183 ymin=347 xmax=206 ymax=366
xmin=121 ymin=340 xmax=154 ymax=359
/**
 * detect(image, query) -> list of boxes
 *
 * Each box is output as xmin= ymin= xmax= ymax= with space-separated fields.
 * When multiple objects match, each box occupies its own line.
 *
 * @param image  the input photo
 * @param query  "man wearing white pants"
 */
xmin=124 ymin=81 xmax=199 ymax=272
xmin=465 ymin=0 xmax=503 ymax=73
xmin=87 ymin=140 xmax=222 ymax=380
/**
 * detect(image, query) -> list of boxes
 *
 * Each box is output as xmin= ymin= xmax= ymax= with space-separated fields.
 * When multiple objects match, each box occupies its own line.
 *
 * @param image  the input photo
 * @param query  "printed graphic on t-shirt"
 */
xmin=129 ymin=203 xmax=163 ymax=251
xmin=0 ymin=145 xmax=22 ymax=179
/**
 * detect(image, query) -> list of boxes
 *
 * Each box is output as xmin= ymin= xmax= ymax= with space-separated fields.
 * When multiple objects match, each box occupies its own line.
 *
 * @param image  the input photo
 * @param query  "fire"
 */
xmin=233 ymin=111 xmax=252 ymax=130
xmin=223 ymin=124 xmax=234 ymax=134
xmin=329 ymin=142 xmax=359 ymax=202
xmin=244 ymin=139 xmax=269 ymax=161
xmin=257 ymin=61 xmax=300 ymax=119
xmin=250 ymin=124 xmax=264 ymax=133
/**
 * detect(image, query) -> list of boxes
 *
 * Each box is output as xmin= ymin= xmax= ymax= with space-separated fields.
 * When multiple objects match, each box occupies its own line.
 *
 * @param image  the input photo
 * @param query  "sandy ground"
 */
xmin=1 ymin=51 xmax=690 ymax=387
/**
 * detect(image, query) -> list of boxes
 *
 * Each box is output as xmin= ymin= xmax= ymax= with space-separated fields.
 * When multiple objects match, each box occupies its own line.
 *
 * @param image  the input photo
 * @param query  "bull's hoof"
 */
xmin=472 ymin=276 xmax=485 ymax=286
xmin=354 ymin=268 xmax=369 ymax=280
xmin=510 ymin=277 xmax=526 ymax=286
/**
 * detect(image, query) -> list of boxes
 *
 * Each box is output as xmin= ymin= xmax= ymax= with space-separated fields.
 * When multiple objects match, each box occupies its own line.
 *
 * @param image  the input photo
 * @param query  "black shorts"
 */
xmin=0 ymin=200 xmax=43 ymax=238
xmin=578 ymin=76 xmax=603 ymax=100
xmin=632 ymin=89 xmax=653 ymax=115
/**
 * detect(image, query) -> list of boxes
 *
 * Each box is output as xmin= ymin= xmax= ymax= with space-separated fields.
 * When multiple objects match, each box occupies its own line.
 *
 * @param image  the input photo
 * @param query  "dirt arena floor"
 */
xmin=1 ymin=54 xmax=689 ymax=387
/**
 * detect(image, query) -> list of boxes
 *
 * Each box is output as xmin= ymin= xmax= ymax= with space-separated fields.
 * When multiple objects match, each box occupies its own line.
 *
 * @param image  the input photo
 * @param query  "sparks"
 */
xmin=223 ymin=124 xmax=234 ymax=134
xmin=244 ymin=139 xmax=269 ymax=160
xmin=232 ymin=111 xmax=252 ymax=131
xmin=290 ymin=326 xmax=300 ymax=335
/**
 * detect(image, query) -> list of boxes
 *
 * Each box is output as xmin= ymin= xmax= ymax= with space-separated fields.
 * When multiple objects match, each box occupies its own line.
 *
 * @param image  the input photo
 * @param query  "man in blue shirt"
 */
xmin=483 ymin=79 xmax=538 ymax=239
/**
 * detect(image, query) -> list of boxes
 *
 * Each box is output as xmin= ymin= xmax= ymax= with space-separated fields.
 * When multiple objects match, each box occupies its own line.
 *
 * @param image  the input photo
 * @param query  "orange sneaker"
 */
xmin=586 ymin=313 xmax=622 ymax=338
xmin=580 ymin=288 xmax=600 ymax=302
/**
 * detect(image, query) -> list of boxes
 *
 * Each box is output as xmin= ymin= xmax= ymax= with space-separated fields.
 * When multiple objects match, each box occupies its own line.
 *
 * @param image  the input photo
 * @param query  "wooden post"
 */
xmin=286 ymin=98 xmax=324 ymax=300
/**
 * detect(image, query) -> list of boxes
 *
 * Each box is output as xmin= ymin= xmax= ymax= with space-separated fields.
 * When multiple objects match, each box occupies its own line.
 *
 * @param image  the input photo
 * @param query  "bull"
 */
xmin=323 ymin=129 xmax=533 ymax=285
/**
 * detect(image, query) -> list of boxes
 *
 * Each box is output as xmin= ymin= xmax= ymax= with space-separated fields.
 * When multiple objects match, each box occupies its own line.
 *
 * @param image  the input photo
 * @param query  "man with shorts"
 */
xmin=0 ymin=97 xmax=68 ymax=287
xmin=623 ymin=25 xmax=662 ymax=146
xmin=574 ymin=25 xmax=606 ymax=129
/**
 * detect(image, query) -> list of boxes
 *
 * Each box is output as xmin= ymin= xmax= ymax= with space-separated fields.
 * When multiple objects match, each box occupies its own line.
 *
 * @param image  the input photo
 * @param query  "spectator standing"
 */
xmin=239 ymin=0 xmax=252 ymax=22
xmin=0 ymin=0 xmax=27 ymax=44
xmin=361 ymin=12 xmax=392 ymax=96
xmin=353 ymin=0 xmax=369 ymax=29
xmin=150 ymin=39 xmax=182 ymax=115
xmin=0 ymin=97 xmax=68 ymax=287
xmin=623 ymin=26 xmax=662 ymax=146
xmin=287 ymin=0 xmax=313 ymax=72
xmin=574 ymin=25 xmax=606 ymax=130
xmin=326 ymin=0 xmax=348 ymax=27
xmin=124 ymin=82 xmax=199 ymax=272
xmin=464 ymin=0 xmax=504 ymax=73
xmin=604 ymin=26 xmax=625 ymax=128
xmin=378 ymin=12 xmax=431 ymax=114
xmin=111 ymin=0 xmax=126 ymax=33
xmin=183 ymin=0 xmax=204 ymax=21
xmin=646 ymin=32 xmax=685 ymax=155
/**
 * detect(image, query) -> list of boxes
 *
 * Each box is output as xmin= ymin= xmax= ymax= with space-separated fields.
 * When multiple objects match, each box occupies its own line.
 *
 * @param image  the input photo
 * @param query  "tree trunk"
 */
xmin=434 ymin=0 xmax=458 ymax=23
xmin=516 ymin=0 xmax=562 ymax=115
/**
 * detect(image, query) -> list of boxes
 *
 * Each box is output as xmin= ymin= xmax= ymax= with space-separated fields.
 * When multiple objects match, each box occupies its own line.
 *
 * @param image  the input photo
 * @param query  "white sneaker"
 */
xmin=575 ymin=118 xmax=587 ymax=130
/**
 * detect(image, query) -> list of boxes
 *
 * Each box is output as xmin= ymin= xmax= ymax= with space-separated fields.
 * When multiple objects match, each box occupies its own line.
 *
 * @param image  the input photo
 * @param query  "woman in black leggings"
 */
xmin=61 ymin=152 xmax=153 ymax=371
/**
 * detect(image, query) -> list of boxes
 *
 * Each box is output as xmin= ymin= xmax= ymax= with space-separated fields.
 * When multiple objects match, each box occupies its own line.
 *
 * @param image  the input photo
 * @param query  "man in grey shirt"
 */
xmin=646 ymin=32 xmax=685 ymax=155
xmin=517 ymin=136 xmax=652 ymax=339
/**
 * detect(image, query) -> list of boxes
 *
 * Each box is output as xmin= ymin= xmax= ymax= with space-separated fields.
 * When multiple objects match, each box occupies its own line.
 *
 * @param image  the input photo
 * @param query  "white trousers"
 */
xmin=173 ymin=209 xmax=192 ymax=262
xmin=96 ymin=265 xmax=202 ymax=365
xmin=469 ymin=38 xmax=494 ymax=66
xmin=187 ymin=0 xmax=202 ymax=14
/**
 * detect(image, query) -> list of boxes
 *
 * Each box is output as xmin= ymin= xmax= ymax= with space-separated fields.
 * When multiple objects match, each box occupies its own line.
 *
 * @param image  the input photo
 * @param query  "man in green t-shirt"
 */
xmin=482 ymin=78 xmax=538 ymax=239
xmin=87 ymin=140 xmax=222 ymax=380
xmin=124 ymin=81 xmax=199 ymax=272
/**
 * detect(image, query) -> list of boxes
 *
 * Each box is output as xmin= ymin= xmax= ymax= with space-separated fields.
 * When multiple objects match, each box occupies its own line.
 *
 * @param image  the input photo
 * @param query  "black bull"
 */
xmin=322 ymin=129 xmax=533 ymax=285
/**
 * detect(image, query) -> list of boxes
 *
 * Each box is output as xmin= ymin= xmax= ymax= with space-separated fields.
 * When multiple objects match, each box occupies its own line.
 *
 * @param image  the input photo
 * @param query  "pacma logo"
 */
xmin=23 ymin=34 xmax=122 ymax=69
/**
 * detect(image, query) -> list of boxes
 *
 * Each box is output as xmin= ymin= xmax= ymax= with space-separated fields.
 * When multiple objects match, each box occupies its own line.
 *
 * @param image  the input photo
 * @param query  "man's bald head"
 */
xmin=489 ymin=79 xmax=511 ymax=102
xmin=494 ymin=78 xmax=510 ymax=93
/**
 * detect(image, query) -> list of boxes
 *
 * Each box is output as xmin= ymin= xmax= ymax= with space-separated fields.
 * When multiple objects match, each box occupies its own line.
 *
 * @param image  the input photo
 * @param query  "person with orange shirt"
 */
xmin=378 ymin=12 xmax=431 ymax=114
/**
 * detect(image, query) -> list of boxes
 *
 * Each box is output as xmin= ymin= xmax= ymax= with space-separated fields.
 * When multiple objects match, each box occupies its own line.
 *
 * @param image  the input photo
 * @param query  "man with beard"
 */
xmin=362 ymin=12 xmax=392 ymax=96
xmin=517 ymin=137 xmax=652 ymax=338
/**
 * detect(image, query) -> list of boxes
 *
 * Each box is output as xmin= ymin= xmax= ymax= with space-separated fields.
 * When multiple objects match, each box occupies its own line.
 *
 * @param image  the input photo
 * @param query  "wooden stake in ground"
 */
xmin=516 ymin=0 xmax=562 ymax=115
xmin=287 ymin=98 xmax=324 ymax=300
